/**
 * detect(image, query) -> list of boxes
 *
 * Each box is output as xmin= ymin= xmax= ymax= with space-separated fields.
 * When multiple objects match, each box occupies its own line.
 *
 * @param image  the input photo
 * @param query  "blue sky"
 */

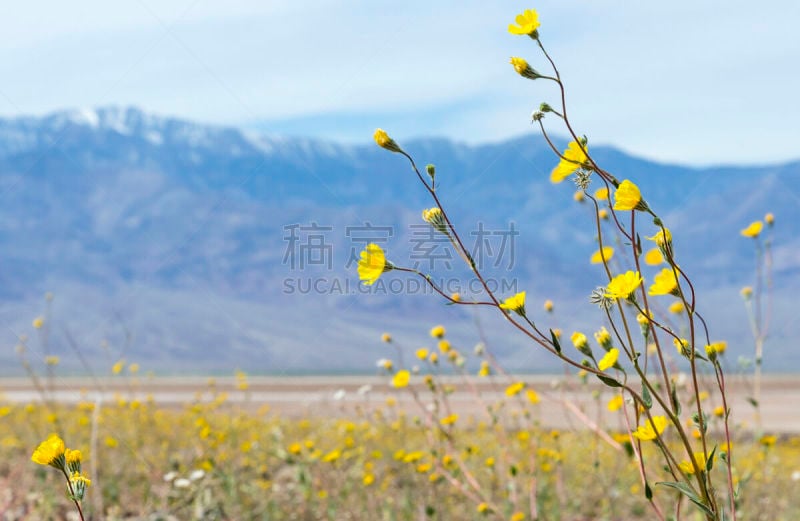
xmin=0 ymin=1 xmax=798 ymax=165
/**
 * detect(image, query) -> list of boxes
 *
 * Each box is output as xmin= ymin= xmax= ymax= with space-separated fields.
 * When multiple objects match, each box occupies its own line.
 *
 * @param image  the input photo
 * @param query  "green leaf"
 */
xmin=671 ymin=385 xmax=681 ymax=416
xmin=642 ymin=385 xmax=653 ymax=409
xmin=550 ymin=329 xmax=561 ymax=354
xmin=645 ymin=482 xmax=653 ymax=500
xmin=597 ymin=374 xmax=622 ymax=388
xmin=747 ymin=397 xmax=759 ymax=408
xmin=656 ymin=481 xmax=715 ymax=518
xmin=706 ymin=446 xmax=717 ymax=472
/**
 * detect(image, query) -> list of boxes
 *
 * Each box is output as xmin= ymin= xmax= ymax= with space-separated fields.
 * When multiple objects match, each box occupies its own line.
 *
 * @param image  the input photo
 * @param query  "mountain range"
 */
xmin=0 ymin=106 xmax=797 ymax=376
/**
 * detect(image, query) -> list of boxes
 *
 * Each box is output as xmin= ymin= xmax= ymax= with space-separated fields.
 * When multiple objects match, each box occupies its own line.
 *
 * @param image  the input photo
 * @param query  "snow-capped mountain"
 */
xmin=0 ymin=107 xmax=797 ymax=375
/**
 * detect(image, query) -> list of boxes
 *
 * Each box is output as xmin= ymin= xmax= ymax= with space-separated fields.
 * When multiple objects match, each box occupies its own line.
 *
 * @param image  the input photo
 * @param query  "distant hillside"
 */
xmin=0 ymin=107 xmax=797 ymax=376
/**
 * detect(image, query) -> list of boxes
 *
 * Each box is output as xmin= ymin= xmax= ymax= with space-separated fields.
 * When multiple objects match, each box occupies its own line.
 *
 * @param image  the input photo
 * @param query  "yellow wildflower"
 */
xmin=391 ymin=370 xmax=410 ymax=388
xmin=740 ymin=221 xmax=763 ymax=238
xmin=648 ymin=268 xmax=679 ymax=296
xmin=543 ymin=299 xmax=554 ymax=312
xmin=526 ymin=389 xmax=540 ymax=404
xmin=112 ymin=359 xmax=125 ymax=375
xmin=573 ymin=190 xmax=585 ymax=202
xmin=594 ymin=326 xmax=612 ymax=349
xmin=669 ymin=301 xmax=685 ymax=314
xmin=678 ymin=451 xmax=713 ymax=475
xmin=598 ymin=209 xmax=609 ymax=220
xmin=499 ymin=291 xmax=526 ymax=315
xmin=508 ymin=9 xmax=540 ymax=36
xmin=381 ymin=332 xmax=392 ymax=343
xmin=415 ymin=348 xmax=429 ymax=360
xmin=760 ymin=434 xmax=777 ymax=447
xmin=31 ymin=434 xmax=66 ymax=468
xmin=363 ymin=473 xmax=375 ymax=486
xmin=673 ymin=337 xmax=691 ymax=357
xmin=644 ymin=248 xmax=664 ymax=266
xmin=477 ymin=502 xmax=491 ymax=514
xmin=632 ymin=416 xmax=668 ymax=441
xmin=598 ymin=348 xmax=619 ymax=371
xmin=594 ymin=187 xmax=609 ymax=200
xmin=32 ymin=316 xmax=44 ymax=329
xmin=430 ymin=325 xmax=446 ymax=338
xmin=607 ymin=394 xmax=624 ymax=412
xmin=373 ymin=128 xmax=402 ymax=152
xmin=571 ymin=331 xmax=589 ymax=352
xmin=511 ymin=512 xmax=526 ymax=521
xmin=612 ymin=180 xmax=644 ymax=211
xmin=646 ymin=228 xmax=672 ymax=249
xmin=322 ymin=449 xmax=341 ymax=463
xmin=705 ymin=341 xmax=727 ymax=356
xmin=44 ymin=356 xmax=59 ymax=366
xmin=550 ymin=141 xmax=588 ymax=183
xmin=590 ymin=246 xmax=614 ymax=264
xmin=357 ymin=243 xmax=387 ymax=286
xmin=604 ymin=271 xmax=643 ymax=300
xmin=713 ymin=405 xmax=726 ymax=417
xmin=509 ymin=57 xmax=540 ymax=79
xmin=428 ymin=352 xmax=439 ymax=364
xmin=440 ymin=414 xmax=458 ymax=426
xmin=765 ymin=212 xmax=775 ymax=226
xmin=505 ymin=381 xmax=525 ymax=397
xmin=450 ymin=292 xmax=461 ymax=302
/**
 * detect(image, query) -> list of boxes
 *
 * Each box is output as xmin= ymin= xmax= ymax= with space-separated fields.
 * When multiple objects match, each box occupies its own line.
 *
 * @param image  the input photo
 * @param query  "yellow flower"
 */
xmin=740 ymin=220 xmax=763 ymax=238
xmin=508 ymin=9 xmax=540 ymax=36
xmin=644 ymin=248 xmax=664 ymax=266
xmin=607 ymin=394 xmax=624 ymax=412
xmin=594 ymin=187 xmax=609 ymax=200
xmin=594 ymin=326 xmax=612 ymax=349
xmin=632 ymin=416 xmax=668 ymax=441
xmin=65 ymin=448 xmax=82 ymax=466
xmin=646 ymin=228 xmax=672 ymax=249
xmin=705 ymin=341 xmax=727 ymax=357
xmin=509 ymin=57 xmax=539 ymax=79
xmin=765 ymin=212 xmax=775 ymax=226
xmin=669 ymin=301 xmax=685 ymax=314
xmin=373 ymin=128 xmax=401 ymax=152
xmin=590 ymin=246 xmax=614 ymax=264
xmin=598 ymin=348 xmax=619 ymax=371
xmin=573 ymin=190 xmax=585 ymax=202
xmin=430 ymin=325 xmax=446 ymax=338
xmin=44 ymin=356 xmax=59 ymax=366
xmin=499 ymin=291 xmax=526 ymax=315
xmin=740 ymin=286 xmax=753 ymax=299
xmin=598 ymin=209 xmax=609 ymax=220
xmin=129 ymin=363 xmax=140 ymax=374
xmin=112 ymin=359 xmax=125 ymax=375
xmin=391 ymin=370 xmax=410 ymax=388
xmin=612 ymin=180 xmax=644 ymax=211
xmin=713 ymin=405 xmax=726 ymax=417
xmin=604 ymin=271 xmax=643 ymax=300
xmin=477 ymin=502 xmax=491 ymax=514
xmin=478 ymin=361 xmax=490 ymax=377
xmin=322 ymin=449 xmax=341 ymax=463
xmin=362 ymin=473 xmax=375 ymax=486
xmin=440 ymin=413 xmax=458 ymax=426
xmin=526 ymin=389 xmax=540 ymax=404
xmin=759 ymin=434 xmax=777 ymax=447
xmin=31 ymin=434 xmax=66 ymax=468
xmin=550 ymin=141 xmax=588 ymax=183
xmin=357 ymin=243 xmax=387 ymax=286
xmin=450 ymin=292 xmax=461 ymax=302
xmin=70 ymin=471 xmax=91 ymax=487
xmin=571 ymin=331 xmax=589 ymax=351
xmin=543 ymin=299 xmax=554 ymax=312
xmin=415 ymin=348 xmax=429 ymax=360
xmin=678 ymin=451 xmax=713 ymax=475
xmin=32 ymin=316 xmax=44 ymax=329
xmin=381 ymin=332 xmax=392 ymax=343
xmin=511 ymin=512 xmax=526 ymax=521
xmin=673 ymin=337 xmax=691 ymax=357
xmin=505 ymin=381 xmax=525 ymax=397
xmin=648 ymin=268 xmax=679 ymax=296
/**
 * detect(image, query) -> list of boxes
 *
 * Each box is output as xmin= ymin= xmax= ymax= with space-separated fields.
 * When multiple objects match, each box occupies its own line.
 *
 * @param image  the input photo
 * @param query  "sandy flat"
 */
xmin=1 ymin=374 xmax=798 ymax=433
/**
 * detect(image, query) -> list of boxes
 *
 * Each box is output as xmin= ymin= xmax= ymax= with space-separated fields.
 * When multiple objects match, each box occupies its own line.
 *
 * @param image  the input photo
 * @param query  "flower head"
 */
xmin=646 ymin=228 xmax=672 ymax=250
xmin=430 ymin=325 xmax=446 ymax=339
xmin=598 ymin=348 xmax=619 ymax=371
xmin=678 ymin=451 xmax=713 ymax=475
xmin=32 ymin=316 xmax=44 ymax=329
xmin=543 ymin=299 xmax=554 ymax=312
xmin=373 ymin=128 xmax=402 ymax=153
xmin=590 ymin=246 xmax=614 ymax=264
xmin=499 ymin=291 xmax=526 ymax=316
xmin=607 ymin=395 xmax=624 ymax=412
xmin=765 ymin=212 xmax=775 ymax=226
xmin=391 ymin=370 xmax=410 ymax=388
xmin=612 ymin=180 xmax=645 ymax=211
xmin=508 ymin=9 xmax=540 ymax=36
xmin=357 ymin=243 xmax=388 ymax=286
xmin=644 ymin=248 xmax=664 ymax=266
xmin=570 ymin=332 xmax=591 ymax=356
xmin=31 ymin=434 xmax=66 ymax=469
xmin=505 ymin=381 xmax=525 ymax=397
xmin=594 ymin=187 xmax=609 ymax=200
xmin=740 ymin=220 xmax=763 ymax=238
xmin=509 ymin=57 xmax=540 ymax=80
xmin=648 ymin=268 xmax=680 ymax=296
xmin=632 ymin=416 xmax=669 ymax=441
xmin=594 ymin=326 xmax=612 ymax=349
xmin=669 ymin=301 xmax=685 ymax=314
xmin=422 ymin=207 xmax=450 ymax=235
xmin=604 ymin=271 xmax=643 ymax=300
xmin=550 ymin=141 xmax=588 ymax=183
